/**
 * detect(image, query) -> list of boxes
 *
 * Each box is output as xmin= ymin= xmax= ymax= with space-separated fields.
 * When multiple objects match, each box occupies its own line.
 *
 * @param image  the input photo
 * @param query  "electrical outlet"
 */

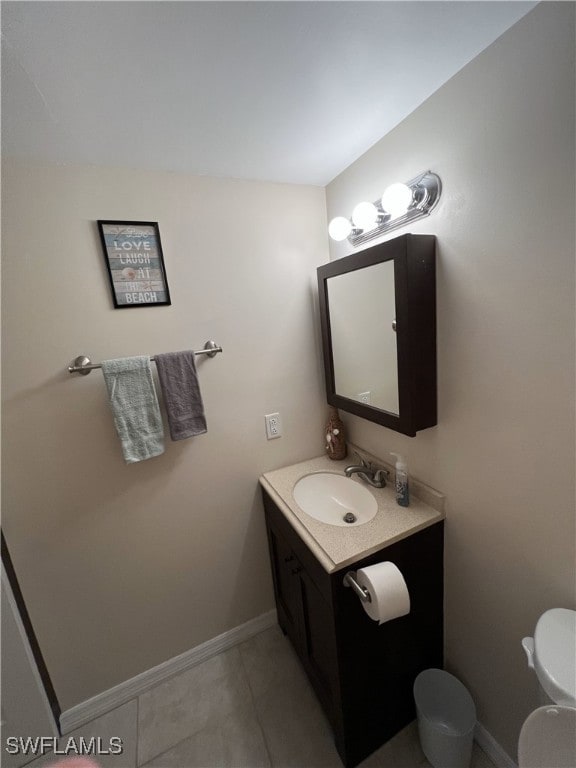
xmin=265 ymin=412 xmax=282 ymax=440
xmin=358 ymin=391 xmax=371 ymax=404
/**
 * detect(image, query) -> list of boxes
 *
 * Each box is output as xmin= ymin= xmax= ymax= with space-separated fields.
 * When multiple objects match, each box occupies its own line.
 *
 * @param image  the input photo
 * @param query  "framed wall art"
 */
xmin=97 ymin=220 xmax=171 ymax=308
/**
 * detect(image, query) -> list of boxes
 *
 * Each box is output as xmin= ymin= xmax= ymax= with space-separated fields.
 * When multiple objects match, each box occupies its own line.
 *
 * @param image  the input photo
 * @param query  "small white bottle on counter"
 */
xmin=391 ymin=453 xmax=409 ymax=507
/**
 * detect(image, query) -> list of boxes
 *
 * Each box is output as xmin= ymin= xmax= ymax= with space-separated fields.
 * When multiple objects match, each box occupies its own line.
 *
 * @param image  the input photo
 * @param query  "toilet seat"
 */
xmin=518 ymin=705 xmax=576 ymax=768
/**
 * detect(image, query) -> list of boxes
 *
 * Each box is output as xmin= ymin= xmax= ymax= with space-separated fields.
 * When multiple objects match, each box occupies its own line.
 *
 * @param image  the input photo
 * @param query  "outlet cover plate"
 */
xmin=265 ymin=412 xmax=282 ymax=440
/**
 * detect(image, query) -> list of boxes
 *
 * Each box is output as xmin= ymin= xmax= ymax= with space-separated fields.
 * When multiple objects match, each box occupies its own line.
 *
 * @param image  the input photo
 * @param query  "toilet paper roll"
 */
xmin=356 ymin=562 xmax=410 ymax=624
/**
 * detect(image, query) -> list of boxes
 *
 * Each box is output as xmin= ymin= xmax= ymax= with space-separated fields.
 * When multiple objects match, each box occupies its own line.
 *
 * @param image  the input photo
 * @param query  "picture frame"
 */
xmin=97 ymin=220 xmax=171 ymax=308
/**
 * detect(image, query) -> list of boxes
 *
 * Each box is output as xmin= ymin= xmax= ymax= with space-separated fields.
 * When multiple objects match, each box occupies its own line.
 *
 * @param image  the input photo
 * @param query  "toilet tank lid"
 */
xmin=534 ymin=608 xmax=576 ymax=706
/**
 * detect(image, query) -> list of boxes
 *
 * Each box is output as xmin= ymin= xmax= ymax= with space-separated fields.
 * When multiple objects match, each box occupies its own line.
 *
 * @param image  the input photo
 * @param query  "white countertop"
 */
xmin=260 ymin=447 xmax=445 ymax=573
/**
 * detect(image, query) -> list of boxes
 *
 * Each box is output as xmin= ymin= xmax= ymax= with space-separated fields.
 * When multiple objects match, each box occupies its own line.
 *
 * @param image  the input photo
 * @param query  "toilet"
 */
xmin=519 ymin=608 xmax=576 ymax=768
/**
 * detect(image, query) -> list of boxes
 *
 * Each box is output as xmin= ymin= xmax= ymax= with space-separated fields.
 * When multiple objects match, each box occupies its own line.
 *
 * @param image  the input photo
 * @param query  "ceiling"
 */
xmin=1 ymin=1 xmax=536 ymax=186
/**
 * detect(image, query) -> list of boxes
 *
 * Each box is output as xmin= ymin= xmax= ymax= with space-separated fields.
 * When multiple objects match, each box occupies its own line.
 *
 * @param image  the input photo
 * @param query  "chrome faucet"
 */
xmin=345 ymin=452 xmax=389 ymax=488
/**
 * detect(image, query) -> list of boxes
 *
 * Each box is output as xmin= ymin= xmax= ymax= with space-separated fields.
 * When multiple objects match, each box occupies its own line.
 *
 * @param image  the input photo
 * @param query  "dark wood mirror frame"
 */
xmin=317 ymin=233 xmax=437 ymax=437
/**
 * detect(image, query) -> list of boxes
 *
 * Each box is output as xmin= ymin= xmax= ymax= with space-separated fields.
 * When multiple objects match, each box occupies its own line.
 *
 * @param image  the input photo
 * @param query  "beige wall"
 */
xmin=1 ymin=162 xmax=329 ymax=709
xmin=327 ymin=2 xmax=575 ymax=758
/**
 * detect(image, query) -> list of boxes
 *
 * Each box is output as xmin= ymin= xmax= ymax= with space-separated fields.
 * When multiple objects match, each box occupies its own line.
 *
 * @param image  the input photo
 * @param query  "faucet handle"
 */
xmin=352 ymin=450 xmax=369 ymax=468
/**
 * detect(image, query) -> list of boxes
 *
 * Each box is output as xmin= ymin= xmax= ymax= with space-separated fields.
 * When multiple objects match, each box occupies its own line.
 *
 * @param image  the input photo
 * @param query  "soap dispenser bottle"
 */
xmin=391 ymin=453 xmax=409 ymax=507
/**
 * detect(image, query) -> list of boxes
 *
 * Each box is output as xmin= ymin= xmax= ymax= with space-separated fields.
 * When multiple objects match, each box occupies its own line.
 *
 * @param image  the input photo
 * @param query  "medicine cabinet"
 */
xmin=317 ymin=233 xmax=437 ymax=437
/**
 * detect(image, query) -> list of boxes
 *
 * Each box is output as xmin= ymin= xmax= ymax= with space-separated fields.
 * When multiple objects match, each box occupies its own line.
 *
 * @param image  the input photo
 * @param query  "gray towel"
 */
xmin=101 ymin=356 xmax=165 ymax=464
xmin=154 ymin=351 xmax=207 ymax=440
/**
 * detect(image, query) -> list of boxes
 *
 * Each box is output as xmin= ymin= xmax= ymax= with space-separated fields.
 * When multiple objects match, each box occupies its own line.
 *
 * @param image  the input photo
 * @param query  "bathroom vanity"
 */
xmin=260 ymin=451 xmax=444 ymax=768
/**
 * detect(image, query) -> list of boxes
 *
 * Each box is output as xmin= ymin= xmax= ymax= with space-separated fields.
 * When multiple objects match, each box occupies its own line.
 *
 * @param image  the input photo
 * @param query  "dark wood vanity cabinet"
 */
xmin=263 ymin=489 xmax=444 ymax=768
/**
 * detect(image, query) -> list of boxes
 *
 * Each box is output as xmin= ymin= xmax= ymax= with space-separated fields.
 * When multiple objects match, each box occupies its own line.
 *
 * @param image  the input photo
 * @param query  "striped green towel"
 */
xmin=101 ymin=356 xmax=165 ymax=464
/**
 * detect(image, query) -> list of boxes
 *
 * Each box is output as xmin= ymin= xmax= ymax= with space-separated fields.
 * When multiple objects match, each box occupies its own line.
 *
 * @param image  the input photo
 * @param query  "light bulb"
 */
xmin=351 ymin=202 xmax=378 ymax=231
xmin=381 ymin=183 xmax=412 ymax=219
xmin=328 ymin=216 xmax=352 ymax=242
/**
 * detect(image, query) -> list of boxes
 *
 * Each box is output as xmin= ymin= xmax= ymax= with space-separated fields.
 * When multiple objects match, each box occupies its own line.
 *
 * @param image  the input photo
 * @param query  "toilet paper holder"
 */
xmin=344 ymin=571 xmax=372 ymax=603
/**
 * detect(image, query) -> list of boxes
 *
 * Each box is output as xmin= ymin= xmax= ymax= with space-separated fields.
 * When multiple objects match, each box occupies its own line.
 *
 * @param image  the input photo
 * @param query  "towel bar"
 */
xmin=68 ymin=340 xmax=222 ymax=375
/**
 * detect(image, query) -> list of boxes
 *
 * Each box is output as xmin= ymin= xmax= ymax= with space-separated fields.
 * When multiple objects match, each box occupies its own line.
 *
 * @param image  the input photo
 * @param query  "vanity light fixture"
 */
xmin=328 ymin=170 xmax=441 ymax=246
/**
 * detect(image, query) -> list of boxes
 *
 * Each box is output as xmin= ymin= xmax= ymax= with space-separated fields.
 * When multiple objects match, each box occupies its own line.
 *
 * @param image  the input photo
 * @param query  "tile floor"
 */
xmin=25 ymin=625 xmax=497 ymax=768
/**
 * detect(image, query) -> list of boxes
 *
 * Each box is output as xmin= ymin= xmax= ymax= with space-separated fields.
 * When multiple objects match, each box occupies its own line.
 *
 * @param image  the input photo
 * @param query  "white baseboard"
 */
xmin=60 ymin=609 xmax=277 ymax=735
xmin=475 ymin=721 xmax=518 ymax=768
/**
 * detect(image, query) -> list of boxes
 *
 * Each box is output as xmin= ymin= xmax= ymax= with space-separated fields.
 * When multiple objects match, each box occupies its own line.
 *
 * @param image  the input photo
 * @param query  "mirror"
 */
xmin=317 ymin=233 xmax=437 ymax=437
xmin=327 ymin=259 xmax=399 ymax=414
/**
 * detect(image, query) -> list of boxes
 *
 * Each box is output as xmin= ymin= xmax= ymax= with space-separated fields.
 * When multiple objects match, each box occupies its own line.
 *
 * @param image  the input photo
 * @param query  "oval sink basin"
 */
xmin=293 ymin=472 xmax=377 ymax=527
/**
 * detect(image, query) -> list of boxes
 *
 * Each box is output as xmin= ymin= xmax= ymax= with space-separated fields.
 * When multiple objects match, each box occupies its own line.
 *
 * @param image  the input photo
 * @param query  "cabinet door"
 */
xmin=298 ymin=568 xmax=338 ymax=726
xmin=317 ymin=233 xmax=436 ymax=436
xmin=266 ymin=525 xmax=301 ymax=645
xmin=264 ymin=493 xmax=340 ymax=729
